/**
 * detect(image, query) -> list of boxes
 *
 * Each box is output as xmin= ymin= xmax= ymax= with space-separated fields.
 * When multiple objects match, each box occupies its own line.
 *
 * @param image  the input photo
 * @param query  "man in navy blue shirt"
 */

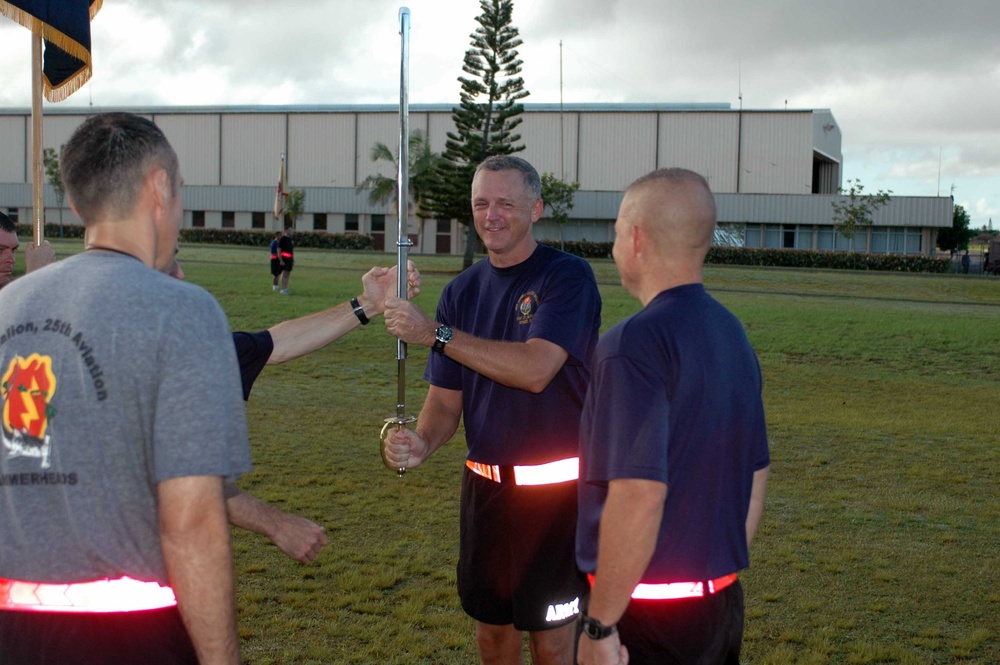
xmin=383 ymin=156 xmax=601 ymax=665
xmin=576 ymin=168 xmax=770 ymax=665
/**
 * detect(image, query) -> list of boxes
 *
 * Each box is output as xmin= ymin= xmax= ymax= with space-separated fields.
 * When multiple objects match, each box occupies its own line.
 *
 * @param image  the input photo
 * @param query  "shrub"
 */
xmin=541 ymin=240 xmax=951 ymax=273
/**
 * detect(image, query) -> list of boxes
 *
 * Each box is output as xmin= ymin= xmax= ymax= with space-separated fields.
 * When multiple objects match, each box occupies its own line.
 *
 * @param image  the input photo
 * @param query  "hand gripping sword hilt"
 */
xmin=380 ymin=414 xmax=416 ymax=477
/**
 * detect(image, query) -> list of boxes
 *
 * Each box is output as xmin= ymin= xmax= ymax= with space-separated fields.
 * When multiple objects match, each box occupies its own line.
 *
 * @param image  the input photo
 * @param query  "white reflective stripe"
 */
xmin=0 ymin=577 xmax=177 ymax=613
xmin=512 ymin=457 xmax=579 ymax=486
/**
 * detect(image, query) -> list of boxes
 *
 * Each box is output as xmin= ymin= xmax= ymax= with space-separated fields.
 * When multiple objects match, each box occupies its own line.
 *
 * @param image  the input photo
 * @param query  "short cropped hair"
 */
xmin=628 ymin=168 xmax=717 ymax=220
xmin=61 ymin=113 xmax=179 ymax=224
xmin=475 ymin=155 xmax=542 ymax=200
xmin=0 ymin=211 xmax=14 ymax=234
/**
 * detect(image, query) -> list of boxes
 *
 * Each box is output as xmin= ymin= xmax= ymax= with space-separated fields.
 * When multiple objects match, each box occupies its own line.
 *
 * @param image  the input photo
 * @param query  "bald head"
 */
xmin=623 ymin=168 xmax=717 ymax=258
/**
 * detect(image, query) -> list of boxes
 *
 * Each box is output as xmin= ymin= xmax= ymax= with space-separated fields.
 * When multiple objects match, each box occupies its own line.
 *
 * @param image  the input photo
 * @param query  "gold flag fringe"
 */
xmin=0 ymin=0 xmax=103 ymax=102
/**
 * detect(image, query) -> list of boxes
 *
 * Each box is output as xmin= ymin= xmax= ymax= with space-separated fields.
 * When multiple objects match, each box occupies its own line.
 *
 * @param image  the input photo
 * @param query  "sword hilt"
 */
xmin=380 ymin=414 xmax=416 ymax=477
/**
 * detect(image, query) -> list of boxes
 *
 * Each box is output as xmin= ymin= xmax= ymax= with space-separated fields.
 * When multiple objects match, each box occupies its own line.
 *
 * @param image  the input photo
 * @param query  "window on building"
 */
xmin=745 ymin=225 xmax=761 ymax=248
xmin=345 ymin=213 xmax=359 ymax=233
xmin=314 ymin=213 xmax=327 ymax=231
xmin=370 ymin=214 xmax=386 ymax=252
xmin=782 ymin=224 xmax=796 ymax=249
xmin=192 ymin=210 xmax=205 ymax=228
xmin=869 ymin=227 xmax=922 ymax=254
xmin=871 ymin=228 xmax=888 ymax=253
xmin=764 ymin=225 xmax=782 ymax=249
xmin=834 ymin=232 xmax=856 ymax=252
xmin=252 ymin=212 xmax=265 ymax=229
xmin=817 ymin=228 xmax=834 ymax=251
xmin=222 ymin=211 xmax=235 ymax=229
xmin=436 ymin=219 xmax=452 ymax=254
xmin=795 ymin=226 xmax=814 ymax=250
xmin=818 ymin=227 xmax=858 ymax=252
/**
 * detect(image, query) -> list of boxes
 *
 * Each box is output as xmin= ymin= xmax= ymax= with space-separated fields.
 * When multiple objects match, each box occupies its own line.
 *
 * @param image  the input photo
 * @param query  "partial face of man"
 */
xmin=471 ymin=169 xmax=542 ymax=267
xmin=154 ymin=169 xmax=185 ymax=273
xmin=0 ymin=229 xmax=19 ymax=288
xmin=612 ymin=194 xmax=638 ymax=296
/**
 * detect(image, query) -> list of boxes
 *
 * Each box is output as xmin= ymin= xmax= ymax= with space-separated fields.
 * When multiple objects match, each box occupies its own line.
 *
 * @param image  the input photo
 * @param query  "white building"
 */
xmin=0 ymin=103 xmax=952 ymax=255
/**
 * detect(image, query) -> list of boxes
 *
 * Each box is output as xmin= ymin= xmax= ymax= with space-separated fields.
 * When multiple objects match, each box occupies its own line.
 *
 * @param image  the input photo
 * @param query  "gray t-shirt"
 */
xmin=0 ymin=252 xmax=252 ymax=584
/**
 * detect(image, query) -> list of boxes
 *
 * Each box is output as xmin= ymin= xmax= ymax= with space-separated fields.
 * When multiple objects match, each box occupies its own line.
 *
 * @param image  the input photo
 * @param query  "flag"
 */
xmin=273 ymin=154 xmax=287 ymax=223
xmin=0 ymin=0 xmax=102 ymax=102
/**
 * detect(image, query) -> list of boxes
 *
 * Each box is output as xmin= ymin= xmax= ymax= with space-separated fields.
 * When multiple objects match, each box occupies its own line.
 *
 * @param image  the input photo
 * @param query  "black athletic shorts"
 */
xmin=616 ymin=579 xmax=745 ymax=665
xmin=457 ymin=465 xmax=587 ymax=632
xmin=0 ymin=606 xmax=198 ymax=664
xmin=270 ymin=258 xmax=282 ymax=276
xmin=280 ymin=258 xmax=294 ymax=272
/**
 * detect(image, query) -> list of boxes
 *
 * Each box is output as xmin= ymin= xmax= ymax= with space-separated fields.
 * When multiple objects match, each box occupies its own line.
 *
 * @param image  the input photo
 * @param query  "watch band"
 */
xmin=580 ymin=613 xmax=618 ymax=640
xmin=350 ymin=297 xmax=370 ymax=325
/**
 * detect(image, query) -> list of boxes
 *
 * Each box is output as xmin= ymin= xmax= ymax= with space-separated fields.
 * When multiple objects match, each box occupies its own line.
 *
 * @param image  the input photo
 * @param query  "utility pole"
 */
xmin=559 ymin=40 xmax=565 ymax=180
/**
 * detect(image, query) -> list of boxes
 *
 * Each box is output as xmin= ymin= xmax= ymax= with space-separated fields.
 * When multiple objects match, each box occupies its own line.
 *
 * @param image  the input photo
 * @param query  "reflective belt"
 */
xmin=588 ymin=572 xmax=738 ymax=601
xmin=0 ymin=577 xmax=177 ymax=613
xmin=270 ymin=253 xmax=278 ymax=259
xmin=279 ymin=252 xmax=293 ymax=258
xmin=465 ymin=457 xmax=579 ymax=486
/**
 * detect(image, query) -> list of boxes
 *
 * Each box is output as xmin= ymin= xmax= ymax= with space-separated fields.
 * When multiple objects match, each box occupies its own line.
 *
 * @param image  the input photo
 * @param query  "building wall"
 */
xmin=659 ymin=112 xmax=739 ymax=192
xmin=0 ymin=116 xmax=25 ymax=183
xmin=0 ymin=104 xmax=950 ymax=255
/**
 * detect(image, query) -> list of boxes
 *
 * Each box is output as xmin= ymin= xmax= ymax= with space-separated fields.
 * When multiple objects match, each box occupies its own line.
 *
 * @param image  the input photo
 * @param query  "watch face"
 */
xmin=436 ymin=325 xmax=453 ymax=343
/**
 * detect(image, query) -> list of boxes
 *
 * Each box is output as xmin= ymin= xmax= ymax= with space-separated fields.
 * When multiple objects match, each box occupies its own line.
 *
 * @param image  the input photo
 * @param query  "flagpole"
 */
xmin=31 ymin=33 xmax=44 ymax=247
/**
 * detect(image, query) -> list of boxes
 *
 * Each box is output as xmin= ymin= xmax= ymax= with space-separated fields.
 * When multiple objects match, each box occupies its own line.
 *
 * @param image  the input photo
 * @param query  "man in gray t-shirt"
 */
xmin=0 ymin=113 xmax=249 ymax=665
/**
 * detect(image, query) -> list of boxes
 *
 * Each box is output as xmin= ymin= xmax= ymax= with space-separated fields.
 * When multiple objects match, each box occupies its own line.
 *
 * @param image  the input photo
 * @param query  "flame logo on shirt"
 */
xmin=517 ymin=291 xmax=540 ymax=325
xmin=3 ymin=354 xmax=57 ymax=440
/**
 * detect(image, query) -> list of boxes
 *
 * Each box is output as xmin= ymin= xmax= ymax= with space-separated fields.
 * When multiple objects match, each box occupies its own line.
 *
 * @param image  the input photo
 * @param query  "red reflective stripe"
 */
xmin=0 ymin=577 xmax=177 ymax=613
xmin=466 ymin=460 xmax=502 ymax=482
xmin=465 ymin=458 xmax=579 ymax=485
xmin=512 ymin=457 xmax=578 ymax=485
xmin=270 ymin=253 xmax=278 ymax=259
xmin=586 ymin=573 xmax=737 ymax=601
xmin=279 ymin=252 xmax=293 ymax=258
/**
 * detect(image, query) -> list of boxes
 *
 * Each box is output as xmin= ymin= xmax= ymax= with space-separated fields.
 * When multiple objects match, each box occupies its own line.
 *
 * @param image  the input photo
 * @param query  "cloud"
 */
xmin=1 ymin=0 xmax=997 ymax=226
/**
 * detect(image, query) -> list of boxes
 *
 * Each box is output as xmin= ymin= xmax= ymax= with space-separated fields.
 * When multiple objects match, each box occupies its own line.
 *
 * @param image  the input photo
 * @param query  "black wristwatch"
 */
xmin=350 ymin=297 xmax=369 ymax=325
xmin=580 ymin=613 xmax=617 ymax=640
xmin=432 ymin=324 xmax=453 ymax=354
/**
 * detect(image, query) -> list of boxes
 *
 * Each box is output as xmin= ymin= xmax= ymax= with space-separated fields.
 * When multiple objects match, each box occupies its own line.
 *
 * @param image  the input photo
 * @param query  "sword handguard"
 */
xmin=380 ymin=414 xmax=416 ymax=477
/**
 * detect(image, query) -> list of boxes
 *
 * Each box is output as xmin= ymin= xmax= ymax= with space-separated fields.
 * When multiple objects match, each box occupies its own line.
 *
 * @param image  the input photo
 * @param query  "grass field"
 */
xmin=24 ymin=240 xmax=1000 ymax=663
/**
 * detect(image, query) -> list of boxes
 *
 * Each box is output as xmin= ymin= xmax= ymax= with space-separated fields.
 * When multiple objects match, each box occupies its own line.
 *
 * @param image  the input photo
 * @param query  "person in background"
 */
xmin=277 ymin=228 xmax=294 ymax=294
xmin=0 ymin=112 xmax=250 ymax=664
xmin=270 ymin=230 xmax=283 ymax=291
xmin=0 ymin=212 xmax=16 ymax=288
xmin=383 ymin=155 xmax=602 ymax=665
xmin=575 ymin=168 xmax=770 ymax=665
xmin=0 ymin=211 xmax=55 ymax=288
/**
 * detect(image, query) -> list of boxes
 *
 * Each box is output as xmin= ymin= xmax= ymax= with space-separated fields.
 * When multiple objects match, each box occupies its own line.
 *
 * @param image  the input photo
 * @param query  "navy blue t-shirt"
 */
xmin=426 ymin=244 xmax=601 ymax=465
xmin=577 ymin=283 xmax=769 ymax=582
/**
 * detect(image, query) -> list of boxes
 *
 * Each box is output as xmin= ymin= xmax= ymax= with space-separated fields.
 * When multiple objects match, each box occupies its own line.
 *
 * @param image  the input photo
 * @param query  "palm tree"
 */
xmin=357 ymin=129 xmax=444 ymax=243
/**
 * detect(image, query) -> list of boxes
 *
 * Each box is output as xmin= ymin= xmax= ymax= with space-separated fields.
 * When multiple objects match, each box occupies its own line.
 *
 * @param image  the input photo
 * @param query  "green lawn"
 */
xmin=22 ymin=240 xmax=1000 ymax=663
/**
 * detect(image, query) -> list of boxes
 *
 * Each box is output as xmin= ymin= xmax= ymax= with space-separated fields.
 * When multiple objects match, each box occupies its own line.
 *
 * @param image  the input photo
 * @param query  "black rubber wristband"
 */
xmin=350 ymin=297 xmax=370 ymax=325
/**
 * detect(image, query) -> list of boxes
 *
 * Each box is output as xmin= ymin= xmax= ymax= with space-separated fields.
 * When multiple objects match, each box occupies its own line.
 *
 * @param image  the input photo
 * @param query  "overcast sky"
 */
xmin=1 ymin=0 xmax=997 ymax=230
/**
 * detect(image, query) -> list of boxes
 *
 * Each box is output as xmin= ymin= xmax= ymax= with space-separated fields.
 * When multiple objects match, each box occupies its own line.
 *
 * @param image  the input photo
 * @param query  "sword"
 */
xmin=380 ymin=6 xmax=415 ymax=476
